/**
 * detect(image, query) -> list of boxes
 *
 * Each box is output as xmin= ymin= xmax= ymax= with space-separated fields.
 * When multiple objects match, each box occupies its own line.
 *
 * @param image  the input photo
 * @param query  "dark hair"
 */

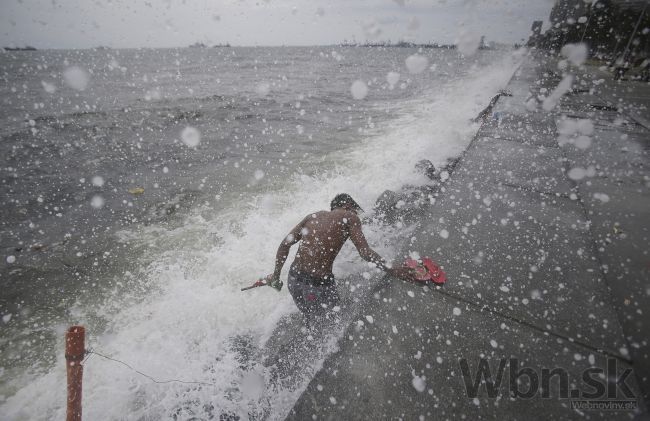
xmin=330 ymin=193 xmax=363 ymax=212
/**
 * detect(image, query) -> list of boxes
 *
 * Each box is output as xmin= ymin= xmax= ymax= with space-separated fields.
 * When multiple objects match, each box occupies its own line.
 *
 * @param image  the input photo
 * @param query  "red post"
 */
xmin=65 ymin=326 xmax=85 ymax=421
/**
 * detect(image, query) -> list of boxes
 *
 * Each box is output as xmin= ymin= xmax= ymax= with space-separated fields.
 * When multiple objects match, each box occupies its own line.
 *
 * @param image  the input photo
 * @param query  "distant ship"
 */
xmin=3 ymin=46 xmax=37 ymax=51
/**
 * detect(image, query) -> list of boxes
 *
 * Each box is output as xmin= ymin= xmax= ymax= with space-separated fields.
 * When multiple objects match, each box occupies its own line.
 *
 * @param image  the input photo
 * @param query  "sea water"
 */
xmin=0 ymin=46 xmax=521 ymax=419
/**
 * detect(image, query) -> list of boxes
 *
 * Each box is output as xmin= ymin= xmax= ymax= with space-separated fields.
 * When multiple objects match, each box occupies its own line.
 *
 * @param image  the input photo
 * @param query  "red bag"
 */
xmin=404 ymin=257 xmax=447 ymax=285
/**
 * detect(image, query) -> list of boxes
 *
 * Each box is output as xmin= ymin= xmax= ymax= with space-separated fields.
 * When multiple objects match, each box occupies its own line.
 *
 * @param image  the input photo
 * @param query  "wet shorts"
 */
xmin=287 ymin=268 xmax=340 ymax=322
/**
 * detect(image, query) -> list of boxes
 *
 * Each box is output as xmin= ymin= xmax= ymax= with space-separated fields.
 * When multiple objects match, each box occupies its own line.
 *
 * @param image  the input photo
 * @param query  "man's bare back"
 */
xmin=291 ymin=208 xmax=379 ymax=277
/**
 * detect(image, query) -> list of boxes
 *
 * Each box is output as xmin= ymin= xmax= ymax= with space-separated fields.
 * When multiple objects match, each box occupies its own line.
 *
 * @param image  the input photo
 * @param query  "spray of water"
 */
xmin=1 ymin=51 xmax=522 ymax=420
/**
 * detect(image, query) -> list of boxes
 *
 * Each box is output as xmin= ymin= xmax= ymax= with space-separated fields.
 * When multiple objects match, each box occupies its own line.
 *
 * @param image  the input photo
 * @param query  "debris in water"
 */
xmin=128 ymin=187 xmax=145 ymax=195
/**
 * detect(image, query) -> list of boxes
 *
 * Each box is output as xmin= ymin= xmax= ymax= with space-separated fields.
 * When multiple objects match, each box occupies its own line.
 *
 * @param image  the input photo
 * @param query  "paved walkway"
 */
xmin=285 ymin=53 xmax=649 ymax=420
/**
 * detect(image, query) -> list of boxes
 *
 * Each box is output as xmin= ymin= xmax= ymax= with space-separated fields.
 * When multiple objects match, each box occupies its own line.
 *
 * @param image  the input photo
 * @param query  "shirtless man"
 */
xmin=264 ymin=193 xmax=415 ymax=322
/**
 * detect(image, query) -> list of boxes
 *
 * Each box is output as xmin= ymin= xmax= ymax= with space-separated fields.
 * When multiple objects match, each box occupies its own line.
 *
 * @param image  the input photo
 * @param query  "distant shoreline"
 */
xmin=3 ymin=42 xmax=516 ymax=52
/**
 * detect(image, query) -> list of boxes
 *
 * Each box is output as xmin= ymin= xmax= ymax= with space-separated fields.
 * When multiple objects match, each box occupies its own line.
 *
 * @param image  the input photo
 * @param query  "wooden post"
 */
xmin=65 ymin=326 xmax=85 ymax=421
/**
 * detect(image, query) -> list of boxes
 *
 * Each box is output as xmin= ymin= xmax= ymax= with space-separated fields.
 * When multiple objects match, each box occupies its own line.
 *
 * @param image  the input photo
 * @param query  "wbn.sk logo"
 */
xmin=459 ymin=358 xmax=638 ymax=411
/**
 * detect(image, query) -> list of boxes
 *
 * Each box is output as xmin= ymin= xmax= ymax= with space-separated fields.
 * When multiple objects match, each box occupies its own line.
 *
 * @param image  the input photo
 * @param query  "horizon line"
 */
xmin=2 ymin=41 xmax=518 ymax=51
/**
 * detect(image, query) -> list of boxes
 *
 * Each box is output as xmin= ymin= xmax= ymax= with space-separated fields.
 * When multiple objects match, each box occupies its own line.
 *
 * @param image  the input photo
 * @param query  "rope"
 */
xmin=85 ymin=350 xmax=216 ymax=387
xmin=433 ymin=287 xmax=632 ymax=363
xmin=371 ymin=275 xmax=632 ymax=364
xmin=82 ymin=347 xmax=94 ymax=365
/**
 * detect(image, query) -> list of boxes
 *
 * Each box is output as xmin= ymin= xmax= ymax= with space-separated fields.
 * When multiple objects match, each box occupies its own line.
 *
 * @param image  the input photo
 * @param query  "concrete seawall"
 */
xmin=286 ymin=52 xmax=649 ymax=420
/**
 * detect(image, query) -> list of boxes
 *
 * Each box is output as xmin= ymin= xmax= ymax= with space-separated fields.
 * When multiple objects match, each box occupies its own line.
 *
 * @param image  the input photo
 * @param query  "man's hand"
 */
xmin=387 ymin=266 xmax=417 ymax=282
xmin=263 ymin=274 xmax=283 ymax=291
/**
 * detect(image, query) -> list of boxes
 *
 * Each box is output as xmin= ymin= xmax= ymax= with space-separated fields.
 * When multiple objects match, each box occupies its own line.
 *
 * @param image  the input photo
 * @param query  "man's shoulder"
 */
xmin=300 ymin=210 xmax=328 ymax=223
xmin=304 ymin=209 xmax=357 ymax=221
xmin=304 ymin=210 xmax=328 ymax=218
xmin=330 ymin=208 xmax=360 ymax=223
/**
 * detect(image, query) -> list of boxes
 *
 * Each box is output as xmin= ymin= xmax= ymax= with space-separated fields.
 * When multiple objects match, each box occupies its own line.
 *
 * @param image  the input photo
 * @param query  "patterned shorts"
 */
xmin=287 ymin=268 xmax=340 ymax=324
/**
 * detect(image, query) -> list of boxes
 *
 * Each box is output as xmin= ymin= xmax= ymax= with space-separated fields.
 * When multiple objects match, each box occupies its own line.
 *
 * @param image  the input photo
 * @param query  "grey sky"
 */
xmin=1 ymin=0 xmax=555 ymax=48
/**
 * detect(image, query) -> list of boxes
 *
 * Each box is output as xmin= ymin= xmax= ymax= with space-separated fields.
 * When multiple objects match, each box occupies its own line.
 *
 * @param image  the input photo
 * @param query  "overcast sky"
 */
xmin=1 ymin=0 xmax=555 ymax=49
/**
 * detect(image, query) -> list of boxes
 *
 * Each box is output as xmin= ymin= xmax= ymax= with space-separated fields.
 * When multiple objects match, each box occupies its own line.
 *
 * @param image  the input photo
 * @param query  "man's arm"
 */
xmin=347 ymin=212 xmax=387 ymax=268
xmin=347 ymin=212 xmax=414 ymax=280
xmin=268 ymin=217 xmax=305 ymax=282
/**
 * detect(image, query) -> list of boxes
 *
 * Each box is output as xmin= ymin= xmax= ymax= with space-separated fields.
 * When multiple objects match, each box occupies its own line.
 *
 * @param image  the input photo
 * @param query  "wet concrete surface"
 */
xmin=286 ymin=53 xmax=650 ymax=419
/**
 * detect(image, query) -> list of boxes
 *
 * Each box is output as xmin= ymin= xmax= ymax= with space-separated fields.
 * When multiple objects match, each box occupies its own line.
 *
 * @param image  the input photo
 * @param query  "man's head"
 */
xmin=330 ymin=193 xmax=363 ymax=213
